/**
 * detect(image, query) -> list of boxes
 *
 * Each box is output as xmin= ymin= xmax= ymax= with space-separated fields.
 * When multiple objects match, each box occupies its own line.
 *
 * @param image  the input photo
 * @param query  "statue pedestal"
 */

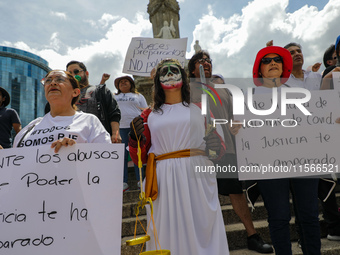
xmin=134 ymin=76 xmax=154 ymax=106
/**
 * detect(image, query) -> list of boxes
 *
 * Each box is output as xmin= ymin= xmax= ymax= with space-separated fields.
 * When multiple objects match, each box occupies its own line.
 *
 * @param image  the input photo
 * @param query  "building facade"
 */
xmin=0 ymin=46 xmax=51 ymax=127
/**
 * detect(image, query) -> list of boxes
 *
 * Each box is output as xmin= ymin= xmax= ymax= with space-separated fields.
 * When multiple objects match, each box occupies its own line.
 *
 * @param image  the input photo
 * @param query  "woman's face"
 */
xmin=260 ymin=53 xmax=283 ymax=79
xmin=118 ymin=78 xmax=132 ymax=93
xmin=159 ymin=62 xmax=183 ymax=90
xmin=43 ymin=71 xmax=80 ymax=105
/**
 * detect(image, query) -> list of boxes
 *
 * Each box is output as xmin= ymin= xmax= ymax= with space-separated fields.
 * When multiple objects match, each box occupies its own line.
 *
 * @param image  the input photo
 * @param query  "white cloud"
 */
xmin=86 ymin=13 xmax=120 ymax=29
xmin=190 ymin=0 xmax=340 ymax=82
xmin=37 ymin=12 xmax=152 ymax=91
xmin=99 ymin=13 xmax=119 ymax=27
xmin=2 ymin=41 xmax=34 ymax=53
xmin=49 ymin=32 xmax=61 ymax=51
xmin=50 ymin=11 xmax=67 ymax=20
xmin=3 ymin=0 xmax=340 ymax=92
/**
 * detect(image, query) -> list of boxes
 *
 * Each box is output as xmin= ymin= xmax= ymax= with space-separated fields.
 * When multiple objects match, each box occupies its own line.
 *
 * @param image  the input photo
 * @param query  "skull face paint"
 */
xmin=159 ymin=63 xmax=183 ymax=90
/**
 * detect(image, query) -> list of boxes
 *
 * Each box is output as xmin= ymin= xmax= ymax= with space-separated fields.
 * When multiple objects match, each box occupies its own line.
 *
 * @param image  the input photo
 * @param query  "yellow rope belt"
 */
xmin=145 ymin=148 xmax=206 ymax=201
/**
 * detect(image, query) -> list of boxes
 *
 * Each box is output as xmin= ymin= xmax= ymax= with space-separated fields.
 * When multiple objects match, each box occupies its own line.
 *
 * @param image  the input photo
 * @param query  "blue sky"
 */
xmin=1 ymin=0 xmax=338 ymax=91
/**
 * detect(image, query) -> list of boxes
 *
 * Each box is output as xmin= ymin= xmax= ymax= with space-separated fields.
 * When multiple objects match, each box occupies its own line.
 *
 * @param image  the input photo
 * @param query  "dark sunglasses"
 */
xmin=261 ymin=56 xmax=282 ymax=65
xmin=71 ymin=69 xmax=83 ymax=75
xmin=196 ymin=58 xmax=212 ymax=64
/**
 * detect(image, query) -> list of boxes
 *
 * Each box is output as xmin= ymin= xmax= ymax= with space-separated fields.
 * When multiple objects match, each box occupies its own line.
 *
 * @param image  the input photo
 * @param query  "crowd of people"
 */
xmin=1 ymin=34 xmax=340 ymax=255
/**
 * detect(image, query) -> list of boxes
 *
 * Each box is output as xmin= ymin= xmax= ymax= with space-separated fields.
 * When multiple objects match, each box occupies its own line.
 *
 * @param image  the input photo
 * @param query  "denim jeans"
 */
xmin=120 ymin=128 xmax=144 ymax=183
xmin=258 ymin=178 xmax=320 ymax=255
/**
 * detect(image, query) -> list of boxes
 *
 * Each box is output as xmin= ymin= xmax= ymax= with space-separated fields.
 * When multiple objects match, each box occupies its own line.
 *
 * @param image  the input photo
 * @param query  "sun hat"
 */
xmin=253 ymin=46 xmax=292 ymax=86
xmin=114 ymin=76 xmax=135 ymax=90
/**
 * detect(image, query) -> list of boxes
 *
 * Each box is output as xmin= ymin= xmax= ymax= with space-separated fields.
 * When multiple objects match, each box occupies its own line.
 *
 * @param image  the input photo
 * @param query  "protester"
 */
xmin=13 ymin=70 xmax=111 ymax=151
xmin=0 ymin=87 xmax=21 ymax=148
xmin=114 ymin=75 xmax=148 ymax=192
xmin=188 ymin=50 xmax=273 ymax=254
xmin=129 ymin=59 xmax=229 ymax=255
xmin=267 ymin=40 xmax=322 ymax=73
xmin=248 ymin=46 xmax=321 ymax=255
xmin=100 ymin=73 xmax=111 ymax=85
xmin=267 ymin=40 xmax=338 ymax=246
xmin=323 ymin=44 xmax=337 ymax=68
xmin=318 ymin=36 xmax=340 ymax=242
xmin=321 ymin=35 xmax=340 ymax=90
xmin=66 ymin=61 xmax=121 ymax=143
xmin=283 ymin=42 xmax=322 ymax=90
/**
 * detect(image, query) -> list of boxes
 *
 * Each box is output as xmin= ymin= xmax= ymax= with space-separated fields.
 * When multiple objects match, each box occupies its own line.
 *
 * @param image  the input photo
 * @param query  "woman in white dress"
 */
xmin=129 ymin=59 xmax=229 ymax=255
xmin=14 ymin=70 xmax=111 ymax=150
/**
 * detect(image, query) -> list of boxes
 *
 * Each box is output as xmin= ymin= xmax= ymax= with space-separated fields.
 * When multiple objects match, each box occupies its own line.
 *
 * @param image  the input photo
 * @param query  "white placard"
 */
xmin=332 ymin=71 xmax=340 ymax=93
xmin=122 ymin=37 xmax=187 ymax=76
xmin=0 ymin=143 xmax=124 ymax=255
xmin=234 ymin=89 xmax=340 ymax=180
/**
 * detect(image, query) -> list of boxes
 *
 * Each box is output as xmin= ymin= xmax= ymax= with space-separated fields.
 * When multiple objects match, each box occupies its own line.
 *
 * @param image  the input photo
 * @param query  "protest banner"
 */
xmin=0 ymin=143 xmax=124 ymax=255
xmin=232 ymin=89 xmax=340 ymax=180
xmin=122 ymin=37 xmax=187 ymax=76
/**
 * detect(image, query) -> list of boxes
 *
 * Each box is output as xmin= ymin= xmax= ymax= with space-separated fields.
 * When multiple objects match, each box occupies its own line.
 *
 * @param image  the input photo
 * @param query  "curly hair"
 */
xmin=152 ymin=59 xmax=190 ymax=113
xmin=188 ymin=50 xmax=211 ymax=78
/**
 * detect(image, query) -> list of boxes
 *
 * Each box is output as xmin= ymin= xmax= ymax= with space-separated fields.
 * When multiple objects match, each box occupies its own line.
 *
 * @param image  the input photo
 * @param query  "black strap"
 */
xmin=16 ymin=124 xmax=36 ymax=147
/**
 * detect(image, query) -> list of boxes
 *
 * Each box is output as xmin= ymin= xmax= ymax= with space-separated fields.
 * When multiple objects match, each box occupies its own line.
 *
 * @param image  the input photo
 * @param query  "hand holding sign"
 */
xmin=0 ymin=143 xmax=124 ymax=255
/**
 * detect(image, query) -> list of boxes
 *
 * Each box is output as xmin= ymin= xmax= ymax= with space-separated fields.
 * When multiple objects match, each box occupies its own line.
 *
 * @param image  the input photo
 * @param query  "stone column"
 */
xmin=148 ymin=0 xmax=180 ymax=38
xmin=135 ymin=0 xmax=181 ymax=104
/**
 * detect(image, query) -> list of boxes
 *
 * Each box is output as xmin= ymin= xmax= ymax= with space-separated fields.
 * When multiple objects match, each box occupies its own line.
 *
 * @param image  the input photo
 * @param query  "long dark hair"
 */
xmin=188 ymin=50 xmax=211 ymax=78
xmin=152 ymin=59 xmax=190 ymax=113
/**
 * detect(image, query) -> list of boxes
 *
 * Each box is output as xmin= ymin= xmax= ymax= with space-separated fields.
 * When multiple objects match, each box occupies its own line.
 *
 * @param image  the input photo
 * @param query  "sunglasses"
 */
xmin=196 ymin=58 xmax=212 ymax=64
xmin=261 ymin=57 xmax=283 ymax=65
xmin=160 ymin=64 xmax=181 ymax=77
xmin=70 ymin=69 xmax=83 ymax=75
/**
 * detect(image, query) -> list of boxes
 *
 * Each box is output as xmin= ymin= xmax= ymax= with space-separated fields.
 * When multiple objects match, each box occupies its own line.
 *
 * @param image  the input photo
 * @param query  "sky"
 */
xmin=1 ymin=0 xmax=339 ymax=92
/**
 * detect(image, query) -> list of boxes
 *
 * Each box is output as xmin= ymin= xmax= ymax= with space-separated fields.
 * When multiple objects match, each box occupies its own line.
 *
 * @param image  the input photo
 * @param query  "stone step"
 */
xmin=121 ymin=166 xmax=340 ymax=253
xmin=121 ymin=238 xmax=340 ymax=255
xmin=122 ymin=195 xmax=340 ymax=230
xmin=121 ymin=231 xmax=337 ymax=255
xmin=121 ymin=214 xmax=329 ymax=252
xmin=226 ymin=216 xmax=330 ymax=250
xmin=123 ymin=188 xmax=233 ymax=204
xmin=229 ymin=238 xmax=340 ymax=255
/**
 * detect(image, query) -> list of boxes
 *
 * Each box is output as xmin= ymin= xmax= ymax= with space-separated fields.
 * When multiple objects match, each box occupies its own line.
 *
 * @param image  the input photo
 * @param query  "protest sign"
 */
xmin=0 ymin=143 xmax=124 ymax=255
xmin=123 ymin=37 xmax=187 ymax=76
xmin=233 ymin=89 xmax=340 ymax=180
xmin=332 ymin=71 xmax=340 ymax=92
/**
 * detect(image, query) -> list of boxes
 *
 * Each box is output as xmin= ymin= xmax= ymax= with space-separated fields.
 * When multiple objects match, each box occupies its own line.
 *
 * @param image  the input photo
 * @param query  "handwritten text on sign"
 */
xmin=123 ymin=37 xmax=187 ymax=76
xmin=234 ymin=89 xmax=340 ymax=180
xmin=0 ymin=143 xmax=124 ymax=255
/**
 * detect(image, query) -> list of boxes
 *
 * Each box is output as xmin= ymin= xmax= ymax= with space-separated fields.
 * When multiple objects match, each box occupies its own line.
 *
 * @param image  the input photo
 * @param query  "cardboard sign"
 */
xmin=234 ymin=89 xmax=340 ymax=180
xmin=0 ymin=143 xmax=124 ymax=255
xmin=123 ymin=37 xmax=187 ymax=76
